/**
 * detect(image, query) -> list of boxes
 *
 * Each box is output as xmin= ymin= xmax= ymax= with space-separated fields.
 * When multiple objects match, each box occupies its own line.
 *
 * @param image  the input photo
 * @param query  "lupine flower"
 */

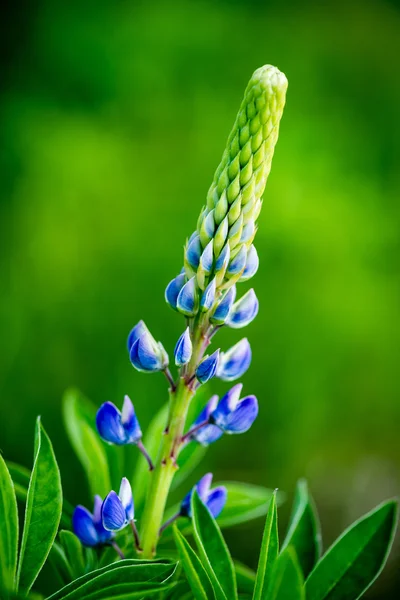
xmin=200 ymin=279 xmax=217 ymax=312
xmin=73 ymin=495 xmax=113 ymax=547
xmin=188 ymin=395 xmax=223 ymax=446
xmin=210 ymin=286 xmax=236 ymax=325
xmin=176 ymin=277 xmax=198 ymax=317
xmin=217 ymin=338 xmax=251 ymax=381
xmin=226 ymin=289 xmax=259 ymax=329
xmin=102 ymin=477 xmax=134 ymax=532
xmin=96 ymin=395 xmax=141 ymax=445
xmin=165 ymin=272 xmax=186 ymax=311
xmin=128 ymin=320 xmax=169 ymax=373
xmin=180 ymin=473 xmax=227 ymax=518
xmin=240 ymin=245 xmax=259 ymax=281
xmin=196 ymin=349 xmax=220 ymax=383
xmin=210 ymin=383 xmax=258 ymax=434
xmin=174 ymin=328 xmax=193 ymax=366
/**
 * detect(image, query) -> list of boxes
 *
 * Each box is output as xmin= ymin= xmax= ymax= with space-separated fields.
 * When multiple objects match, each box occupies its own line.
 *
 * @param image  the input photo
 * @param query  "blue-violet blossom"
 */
xmin=180 ymin=473 xmax=227 ymax=518
xmin=73 ymin=495 xmax=113 ymax=547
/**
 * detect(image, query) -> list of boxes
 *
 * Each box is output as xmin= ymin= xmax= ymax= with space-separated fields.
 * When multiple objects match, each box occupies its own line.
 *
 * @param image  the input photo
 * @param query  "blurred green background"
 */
xmin=1 ymin=0 xmax=399 ymax=596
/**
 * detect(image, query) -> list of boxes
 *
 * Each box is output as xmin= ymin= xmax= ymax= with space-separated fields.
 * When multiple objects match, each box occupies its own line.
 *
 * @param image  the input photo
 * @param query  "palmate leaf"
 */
xmin=0 ymin=453 xmax=19 ymax=596
xmin=281 ymin=479 xmax=321 ymax=578
xmin=173 ymin=525 xmax=215 ymax=600
xmin=46 ymin=559 xmax=178 ymax=600
xmin=305 ymin=499 xmax=398 ymax=600
xmin=191 ymin=490 xmax=238 ymax=600
xmin=266 ymin=547 xmax=305 ymax=600
xmin=16 ymin=418 xmax=62 ymax=594
xmin=253 ymin=491 xmax=279 ymax=600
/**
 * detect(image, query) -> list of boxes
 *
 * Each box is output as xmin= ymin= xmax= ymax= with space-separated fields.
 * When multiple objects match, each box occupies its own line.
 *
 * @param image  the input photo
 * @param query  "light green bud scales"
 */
xmin=185 ymin=65 xmax=288 ymax=292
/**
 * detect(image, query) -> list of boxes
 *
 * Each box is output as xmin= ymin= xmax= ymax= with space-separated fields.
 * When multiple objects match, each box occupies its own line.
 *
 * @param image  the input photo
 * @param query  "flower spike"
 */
xmin=217 ymin=338 xmax=252 ymax=381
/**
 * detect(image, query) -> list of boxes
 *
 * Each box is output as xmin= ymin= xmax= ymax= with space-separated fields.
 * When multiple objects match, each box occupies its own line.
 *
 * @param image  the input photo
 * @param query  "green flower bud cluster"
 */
xmin=185 ymin=65 xmax=288 ymax=292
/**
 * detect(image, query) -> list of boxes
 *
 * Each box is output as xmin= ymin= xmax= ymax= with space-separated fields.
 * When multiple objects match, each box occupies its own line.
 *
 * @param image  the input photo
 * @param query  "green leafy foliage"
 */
xmin=191 ymin=490 xmax=237 ymax=600
xmin=0 ymin=454 xmax=19 ymax=596
xmin=46 ymin=560 xmax=178 ymax=600
xmin=305 ymin=500 xmax=398 ymax=600
xmin=253 ymin=491 xmax=279 ymax=600
xmin=173 ymin=525 xmax=215 ymax=600
xmin=58 ymin=531 xmax=86 ymax=579
xmin=281 ymin=479 xmax=321 ymax=578
xmin=16 ymin=418 xmax=62 ymax=594
xmin=234 ymin=561 xmax=256 ymax=596
xmin=266 ymin=547 xmax=305 ymax=600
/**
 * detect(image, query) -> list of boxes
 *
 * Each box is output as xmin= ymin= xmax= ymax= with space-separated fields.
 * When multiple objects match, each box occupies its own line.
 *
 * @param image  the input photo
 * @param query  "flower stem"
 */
xmin=130 ymin=520 xmax=142 ymax=552
xmin=181 ymin=419 xmax=210 ymax=444
xmin=110 ymin=540 xmax=125 ymax=560
xmin=159 ymin=511 xmax=181 ymax=535
xmin=137 ymin=440 xmax=155 ymax=471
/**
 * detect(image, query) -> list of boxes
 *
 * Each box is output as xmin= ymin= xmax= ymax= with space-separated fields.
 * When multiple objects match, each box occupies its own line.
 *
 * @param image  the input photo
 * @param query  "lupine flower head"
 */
xmin=226 ymin=289 xmax=259 ymax=329
xmin=217 ymin=338 xmax=252 ymax=381
xmin=196 ymin=349 xmax=220 ymax=384
xmin=102 ymin=477 xmax=134 ymax=532
xmin=128 ymin=320 xmax=169 ymax=372
xmin=180 ymin=473 xmax=227 ymax=518
xmin=96 ymin=395 xmax=141 ymax=445
xmin=210 ymin=383 xmax=258 ymax=434
xmin=73 ymin=495 xmax=113 ymax=547
xmin=189 ymin=395 xmax=223 ymax=446
xmin=174 ymin=328 xmax=193 ymax=366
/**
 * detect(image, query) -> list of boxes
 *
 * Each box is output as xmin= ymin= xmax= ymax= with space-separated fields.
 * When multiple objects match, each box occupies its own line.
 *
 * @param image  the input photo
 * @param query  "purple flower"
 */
xmin=73 ymin=495 xmax=113 ymax=547
xmin=210 ymin=383 xmax=258 ymax=434
xmin=102 ymin=477 xmax=134 ymax=532
xmin=96 ymin=395 xmax=142 ymax=445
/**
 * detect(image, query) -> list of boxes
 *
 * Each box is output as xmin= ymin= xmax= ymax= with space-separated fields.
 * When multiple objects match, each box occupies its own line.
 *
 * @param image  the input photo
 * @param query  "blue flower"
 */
xmin=199 ymin=241 xmax=214 ymax=274
xmin=227 ymin=245 xmax=247 ymax=275
xmin=210 ymin=383 xmax=258 ymax=434
xmin=240 ymin=245 xmax=259 ymax=281
xmin=185 ymin=234 xmax=202 ymax=269
xmin=128 ymin=320 xmax=169 ymax=372
xmin=176 ymin=277 xmax=199 ymax=317
xmin=226 ymin=289 xmax=259 ymax=329
xmin=200 ymin=279 xmax=216 ymax=312
xmin=196 ymin=349 xmax=220 ymax=384
xmin=73 ymin=495 xmax=113 ymax=547
xmin=180 ymin=473 xmax=227 ymax=518
xmin=189 ymin=395 xmax=223 ymax=445
xmin=217 ymin=338 xmax=252 ymax=381
xmin=174 ymin=328 xmax=193 ymax=366
xmin=165 ymin=272 xmax=186 ymax=311
xmin=210 ymin=286 xmax=236 ymax=325
xmin=96 ymin=395 xmax=142 ymax=445
xmin=102 ymin=477 xmax=134 ymax=532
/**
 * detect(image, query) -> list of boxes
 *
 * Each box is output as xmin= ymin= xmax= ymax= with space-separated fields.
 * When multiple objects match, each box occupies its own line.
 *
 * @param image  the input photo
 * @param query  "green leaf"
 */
xmin=234 ymin=561 xmax=256 ymax=595
xmin=48 ymin=542 xmax=73 ymax=588
xmin=59 ymin=531 xmax=86 ymax=579
xmin=281 ymin=479 xmax=321 ymax=578
xmin=173 ymin=525 xmax=215 ymax=600
xmin=305 ymin=499 xmax=398 ymax=600
xmin=266 ymin=547 xmax=305 ymax=600
xmin=191 ymin=490 xmax=237 ymax=600
xmin=63 ymin=388 xmax=115 ymax=498
xmin=16 ymin=418 xmax=63 ymax=594
xmin=0 ymin=454 xmax=19 ymax=594
xmin=46 ymin=560 xmax=178 ymax=600
xmin=253 ymin=491 xmax=279 ymax=600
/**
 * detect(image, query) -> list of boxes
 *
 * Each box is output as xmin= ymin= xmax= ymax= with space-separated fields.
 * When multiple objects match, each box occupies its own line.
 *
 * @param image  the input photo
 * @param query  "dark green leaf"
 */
xmin=253 ymin=491 xmax=279 ymax=600
xmin=0 ymin=453 xmax=19 ymax=594
xmin=48 ymin=543 xmax=73 ymax=587
xmin=173 ymin=525 xmax=215 ymax=600
xmin=281 ymin=479 xmax=321 ymax=578
xmin=305 ymin=500 xmax=398 ymax=600
xmin=16 ymin=418 xmax=63 ymax=594
xmin=191 ymin=490 xmax=237 ymax=600
xmin=234 ymin=561 xmax=256 ymax=595
xmin=59 ymin=531 xmax=86 ymax=579
xmin=46 ymin=560 xmax=178 ymax=600
xmin=266 ymin=547 xmax=305 ymax=600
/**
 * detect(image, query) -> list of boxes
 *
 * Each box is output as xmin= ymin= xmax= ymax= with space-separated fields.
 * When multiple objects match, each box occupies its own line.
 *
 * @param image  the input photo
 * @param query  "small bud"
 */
xmin=210 ymin=285 xmax=236 ymax=325
xmin=127 ymin=320 xmax=147 ymax=352
xmin=180 ymin=473 xmax=227 ymax=518
xmin=217 ymin=338 xmax=251 ymax=381
xmin=96 ymin=395 xmax=142 ymax=445
xmin=214 ymin=243 xmax=230 ymax=286
xmin=226 ymin=289 xmax=259 ymax=329
xmin=73 ymin=496 xmax=113 ymax=547
xmin=200 ymin=279 xmax=217 ymax=312
xmin=199 ymin=210 xmax=215 ymax=247
xmin=102 ymin=477 xmax=134 ymax=532
xmin=165 ymin=273 xmax=186 ymax=311
xmin=186 ymin=235 xmax=202 ymax=269
xmin=196 ymin=349 xmax=220 ymax=384
xmin=239 ymin=245 xmax=259 ymax=281
xmin=210 ymin=384 xmax=258 ymax=434
xmin=200 ymin=241 xmax=214 ymax=275
xmin=228 ymin=214 xmax=243 ymax=249
xmin=213 ymin=216 xmax=229 ymax=257
xmin=176 ymin=276 xmax=199 ymax=317
xmin=174 ymin=328 xmax=193 ymax=367
xmin=129 ymin=322 xmax=168 ymax=372
xmin=227 ymin=244 xmax=247 ymax=276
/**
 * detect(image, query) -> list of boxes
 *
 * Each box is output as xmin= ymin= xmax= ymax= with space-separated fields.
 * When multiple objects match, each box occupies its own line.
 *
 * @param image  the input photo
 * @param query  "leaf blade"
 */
xmin=0 ymin=454 xmax=19 ymax=593
xmin=173 ymin=525 xmax=215 ymax=600
xmin=253 ymin=491 xmax=279 ymax=600
xmin=266 ymin=547 xmax=305 ymax=600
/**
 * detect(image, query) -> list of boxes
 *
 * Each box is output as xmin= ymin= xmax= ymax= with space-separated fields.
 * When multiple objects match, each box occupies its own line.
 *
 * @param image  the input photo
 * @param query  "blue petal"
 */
xmin=174 ymin=328 xmax=193 ymax=366
xmin=96 ymin=402 xmax=126 ymax=445
xmin=211 ymin=384 xmax=243 ymax=426
xmin=210 ymin=286 xmax=236 ymax=325
xmin=200 ymin=241 xmax=214 ymax=274
xmin=240 ymin=221 xmax=255 ymax=244
xmin=119 ymin=477 xmax=134 ymax=521
xmin=186 ymin=235 xmax=202 ymax=269
xmin=92 ymin=494 xmax=103 ymax=526
xmin=165 ymin=273 xmax=186 ymax=310
xmin=193 ymin=395 xmax=219 ymax=425
xmin=240 ymin=245 xmax=259 ymax=281
xmin=215 ymin=243 xmax=230 ymax=272
xmin=137 ymin=333 xmax=163 ymax=372
xmin=129 ymin=338 xmax=145 ymax=371
xmin=177 ymin=277 xmax=198 ymax=317
xmin=192 ymin=395 xmax=223 ymax=445
xmin=197 ymin=473 xmax=213 ymax=501
xmin=127 ymin=321 xmax=147 ymax=352
xmin=196 ymin=350 xmax=220 ymax=384
xmin=223 ymin=395 xmax=258 ymax=433
xmin=227 ymin=245 xmax=247 ymax=275
xmin=73 ymin=505 xmax=100 ymax=546
xmin=217 ymin=338 xmax=252 ymax=381
xmin=206 ymin=486 xmax=227 ymax=518
xmin=200 ymin=279 xmax=217 ymax=312
xmin=226 ymin=289 xmax=259 ymax=329
xmin=102 ymin=491 xmax=128 ymax=531
xmin=121 ymin=395 xmax=142 ymax=443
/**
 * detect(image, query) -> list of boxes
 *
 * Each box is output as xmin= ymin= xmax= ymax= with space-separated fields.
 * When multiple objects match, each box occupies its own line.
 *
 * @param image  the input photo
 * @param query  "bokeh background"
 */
xmin=1 ymin=0 xmax=399 ymax=596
